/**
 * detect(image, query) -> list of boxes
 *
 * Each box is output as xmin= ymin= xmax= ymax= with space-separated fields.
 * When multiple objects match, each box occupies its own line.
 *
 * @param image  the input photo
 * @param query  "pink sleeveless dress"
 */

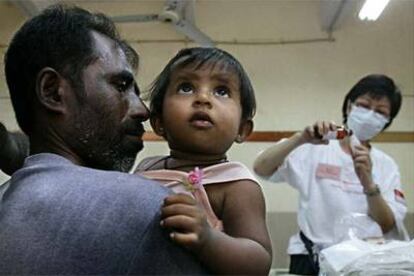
xmin=136 ymin=159 xmax=259 ymax=231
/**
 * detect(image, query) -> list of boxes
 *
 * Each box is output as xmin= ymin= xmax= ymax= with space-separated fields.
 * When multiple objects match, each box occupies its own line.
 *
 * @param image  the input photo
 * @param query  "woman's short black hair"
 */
xmin=149 ymin=47 xmax=256 ymax=121
xmin=342 ymin=74 xmax=402 ymax=129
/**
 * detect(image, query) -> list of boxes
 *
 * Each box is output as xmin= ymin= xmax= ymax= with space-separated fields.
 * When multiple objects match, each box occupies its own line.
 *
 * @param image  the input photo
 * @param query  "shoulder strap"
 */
xmin=201 ymin=161 xmax=259 ymax=186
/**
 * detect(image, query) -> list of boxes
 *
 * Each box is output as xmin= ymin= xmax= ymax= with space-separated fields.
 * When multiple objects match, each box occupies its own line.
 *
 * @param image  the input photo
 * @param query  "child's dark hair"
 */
xmin=342 ymin=74 xmax=402 ymax=129
xmin=149 ymin=47 xmax=256 ymax=121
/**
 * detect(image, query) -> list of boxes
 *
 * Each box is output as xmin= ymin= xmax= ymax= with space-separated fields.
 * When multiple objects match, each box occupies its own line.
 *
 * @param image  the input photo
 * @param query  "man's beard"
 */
xmin=81 ymin=136 xmax=141 ymax=173
xmin=71 ymin=117 xmax=142 ymax=173
xmin=104 ymin=141 xmax=141 ymax=172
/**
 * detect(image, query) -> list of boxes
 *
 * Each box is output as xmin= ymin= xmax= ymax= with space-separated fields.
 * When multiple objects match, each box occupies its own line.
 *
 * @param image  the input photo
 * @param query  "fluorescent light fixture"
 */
xmin=358 ymin=0 xmax=390 ymax=21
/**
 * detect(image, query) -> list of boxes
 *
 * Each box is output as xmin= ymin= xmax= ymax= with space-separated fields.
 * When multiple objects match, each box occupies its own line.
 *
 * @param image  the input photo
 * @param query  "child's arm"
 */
xmin=161 ymin=180 xmax=272 ymax=275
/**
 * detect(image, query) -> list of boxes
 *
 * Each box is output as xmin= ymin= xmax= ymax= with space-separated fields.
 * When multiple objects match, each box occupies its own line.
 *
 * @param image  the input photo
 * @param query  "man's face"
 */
xmin=66 ymin=31 xmax=149 ymax=172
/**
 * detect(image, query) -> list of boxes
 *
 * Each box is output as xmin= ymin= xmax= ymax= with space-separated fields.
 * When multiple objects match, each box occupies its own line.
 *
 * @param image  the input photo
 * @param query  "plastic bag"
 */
xmin=319 ymin=213 xmax=413 ymax=275
xmin=333 ymin=213 xmax=384 ymax=244
xmin=319 ymin=239 xmax=414 ymax=275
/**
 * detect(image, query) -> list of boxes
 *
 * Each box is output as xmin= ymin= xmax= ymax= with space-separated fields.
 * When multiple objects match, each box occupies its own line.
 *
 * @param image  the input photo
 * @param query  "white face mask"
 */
xmin=347 ymin=105 xmax=389 ymax=141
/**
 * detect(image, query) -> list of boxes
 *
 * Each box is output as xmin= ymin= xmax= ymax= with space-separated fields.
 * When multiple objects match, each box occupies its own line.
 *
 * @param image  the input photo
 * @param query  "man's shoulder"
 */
xmin=18 ymin=153 xmax=170 ymax=208
xmin=9 ymin=154 xmax=170 ymax=241
xmin=2 ymin=155 xmax=207 ymax=275
xmin=65 ymin=162 xmax=171 ymax=202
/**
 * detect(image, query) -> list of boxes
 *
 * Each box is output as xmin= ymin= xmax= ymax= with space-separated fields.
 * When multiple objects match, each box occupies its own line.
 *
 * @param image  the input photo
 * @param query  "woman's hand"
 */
xmin=352 ymin=144 xmax=374 ymax=188
xmin=160 ymin=193 xmax=212 ymax=252
xmin=300 ymin=120 xmax=339 ymax=145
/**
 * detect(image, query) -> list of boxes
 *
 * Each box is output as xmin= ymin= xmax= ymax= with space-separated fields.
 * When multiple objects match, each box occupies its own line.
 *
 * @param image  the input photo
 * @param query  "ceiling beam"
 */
xmin=320 ymin=0 xmax=356 ymax=33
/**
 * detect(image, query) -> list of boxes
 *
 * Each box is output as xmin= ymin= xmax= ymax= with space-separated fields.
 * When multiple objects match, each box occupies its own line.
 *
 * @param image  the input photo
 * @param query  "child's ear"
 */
xmin=35 ymin=67 xmax=66 ymax=113
xmin=150 ymin=116 xmax=165 ymax=137
xmin=235 ymin=119 xmax=253 ymax=143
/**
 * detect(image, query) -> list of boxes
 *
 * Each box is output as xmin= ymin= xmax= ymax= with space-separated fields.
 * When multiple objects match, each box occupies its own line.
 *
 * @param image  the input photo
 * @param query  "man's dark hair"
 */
xmin=342 ymin=74 xmax=402 ymax=129
xmin=4 ymin=4 xmax=138 ymax=134
xmin=149 ymin=47 xmax=256 ymax=121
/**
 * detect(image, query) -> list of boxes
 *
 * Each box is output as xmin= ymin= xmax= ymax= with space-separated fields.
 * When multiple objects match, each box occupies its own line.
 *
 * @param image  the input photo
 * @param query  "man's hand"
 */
xmin=160 ymin=193 xmax=212 ymax=252
xmin=352 ymin=144 xmax=374 ymax=189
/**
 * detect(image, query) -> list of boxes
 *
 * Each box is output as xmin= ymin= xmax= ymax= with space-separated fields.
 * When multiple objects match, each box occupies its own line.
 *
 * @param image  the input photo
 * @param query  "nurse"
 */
xmin=253 ymin=74 xmax=408 ymax=275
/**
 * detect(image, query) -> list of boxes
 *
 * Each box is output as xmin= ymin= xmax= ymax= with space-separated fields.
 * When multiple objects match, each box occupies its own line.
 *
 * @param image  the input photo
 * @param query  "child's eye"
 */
xmin=177 ymin=82 xmax=194 ymax=94
xmin=115 ymin=78 xmax=133 ymax=93
xmin=116 ymin=81 xmax=128 ymax=92
xmin=214 ymin=86 xmax=230 ymax=98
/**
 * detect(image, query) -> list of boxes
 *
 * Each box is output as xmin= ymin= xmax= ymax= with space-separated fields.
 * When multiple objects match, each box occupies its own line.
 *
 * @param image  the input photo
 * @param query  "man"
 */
xmin=0 ymin=5 xmax=207 ymax=274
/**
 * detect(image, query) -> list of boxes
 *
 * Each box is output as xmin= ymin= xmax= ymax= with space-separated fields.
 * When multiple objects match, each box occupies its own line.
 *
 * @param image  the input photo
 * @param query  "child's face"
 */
xmin=154 ymin=63 xmax=247 ymax=157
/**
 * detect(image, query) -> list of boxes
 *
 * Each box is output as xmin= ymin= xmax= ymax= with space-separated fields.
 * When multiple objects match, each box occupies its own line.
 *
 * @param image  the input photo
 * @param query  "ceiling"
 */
xmin=7 ymin=0 xmax=363 ymax=47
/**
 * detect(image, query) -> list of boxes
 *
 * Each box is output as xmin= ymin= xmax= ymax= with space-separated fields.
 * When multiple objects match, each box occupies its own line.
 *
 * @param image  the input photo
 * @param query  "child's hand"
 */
xmin=160 ymin=193 xmax=211 ymax=252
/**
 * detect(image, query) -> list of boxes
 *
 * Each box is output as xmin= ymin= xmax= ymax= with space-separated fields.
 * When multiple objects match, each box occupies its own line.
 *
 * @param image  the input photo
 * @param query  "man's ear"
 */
xmin=35 ymin=67 xmax=66 ymax=113
xmin=150 ymin=116 xmax=165 ymax=137
xmin=235 ymin=119 xmax=253 ymax=143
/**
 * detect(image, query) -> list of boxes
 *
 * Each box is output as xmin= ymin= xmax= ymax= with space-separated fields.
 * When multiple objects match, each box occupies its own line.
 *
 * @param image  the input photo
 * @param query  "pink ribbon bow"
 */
xmin=183 ymin=167 xmax=203 ymax=192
